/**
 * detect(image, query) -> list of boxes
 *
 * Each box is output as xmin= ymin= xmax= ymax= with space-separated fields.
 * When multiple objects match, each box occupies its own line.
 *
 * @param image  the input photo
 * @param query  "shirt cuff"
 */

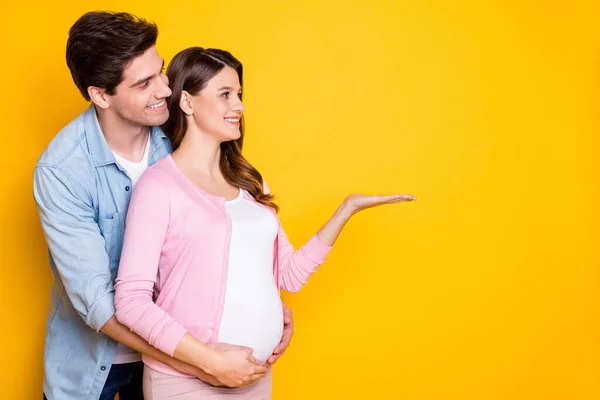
xmin=87 ymin=291 xmax=116 ymax=332
xmin=303 ymin=234 xmax=333 ymax=265
xmin=154 ymin=323 xmax=189 ymax=357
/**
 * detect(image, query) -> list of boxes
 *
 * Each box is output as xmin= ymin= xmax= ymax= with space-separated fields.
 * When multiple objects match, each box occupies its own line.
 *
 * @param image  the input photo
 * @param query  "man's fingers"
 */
xmin=247 ymin=373 xmax=266 ymax=386
xmin=254 ymin=358 xmax=268 ymax=367
xmin=251 ymin=372 xmax=267 ymax=380
xmin=239 ymin=371 xmax=268 ymax=388
xmin=247 ymin=354 xmax=268 ymax=368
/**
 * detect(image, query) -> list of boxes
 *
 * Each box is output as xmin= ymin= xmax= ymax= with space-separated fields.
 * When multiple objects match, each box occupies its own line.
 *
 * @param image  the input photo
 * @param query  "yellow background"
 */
xmin=1 ymin=1 xmax=599 ymax=399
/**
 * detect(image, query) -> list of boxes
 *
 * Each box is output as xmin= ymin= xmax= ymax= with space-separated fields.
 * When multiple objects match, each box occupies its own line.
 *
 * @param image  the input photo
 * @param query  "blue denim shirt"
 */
xmin=34 ymin=105 xmax=172 ymax=400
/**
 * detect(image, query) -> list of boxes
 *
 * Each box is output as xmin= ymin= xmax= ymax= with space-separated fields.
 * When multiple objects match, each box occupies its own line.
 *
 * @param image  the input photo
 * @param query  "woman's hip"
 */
xmin=143 ymin=364 xmax=272 ymax=400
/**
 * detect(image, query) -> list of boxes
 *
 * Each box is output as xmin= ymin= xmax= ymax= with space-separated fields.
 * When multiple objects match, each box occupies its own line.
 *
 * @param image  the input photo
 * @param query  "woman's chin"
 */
xmin=227 ymin=132 xmax=242 ymax=141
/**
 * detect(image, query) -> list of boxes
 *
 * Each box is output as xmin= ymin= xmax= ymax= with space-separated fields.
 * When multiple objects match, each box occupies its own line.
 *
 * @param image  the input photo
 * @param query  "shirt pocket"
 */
xmin=98 ymin=212 xmax=125 ymax=265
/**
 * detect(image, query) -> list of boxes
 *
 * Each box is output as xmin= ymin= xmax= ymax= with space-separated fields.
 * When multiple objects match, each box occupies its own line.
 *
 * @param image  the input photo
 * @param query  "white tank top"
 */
xmin=218 ymin=189 xmax=284 ymax=362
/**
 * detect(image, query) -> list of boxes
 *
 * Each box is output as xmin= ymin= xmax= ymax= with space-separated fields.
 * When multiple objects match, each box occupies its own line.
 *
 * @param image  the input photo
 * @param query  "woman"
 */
xmin=114 ymin=47 xmax=415 ymax=399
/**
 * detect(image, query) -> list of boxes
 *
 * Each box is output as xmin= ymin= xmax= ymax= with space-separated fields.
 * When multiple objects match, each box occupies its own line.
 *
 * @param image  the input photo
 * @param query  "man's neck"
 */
xmin=96 ymin=106 xmax=150 ymax=163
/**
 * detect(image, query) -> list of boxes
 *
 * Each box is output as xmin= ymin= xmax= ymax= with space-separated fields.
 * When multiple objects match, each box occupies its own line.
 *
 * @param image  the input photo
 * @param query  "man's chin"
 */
xmin=146 ymin=112 xmax=169 ymax=127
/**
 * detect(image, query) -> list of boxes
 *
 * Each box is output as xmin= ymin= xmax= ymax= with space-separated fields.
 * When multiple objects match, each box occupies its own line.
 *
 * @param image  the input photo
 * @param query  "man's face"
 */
xmin=105 ymin=46 xmax=171 ymax=127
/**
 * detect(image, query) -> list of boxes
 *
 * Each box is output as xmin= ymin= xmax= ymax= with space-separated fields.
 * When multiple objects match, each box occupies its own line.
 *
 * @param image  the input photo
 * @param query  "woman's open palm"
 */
xmin=345 ymin=193 xmax=416 ymax=214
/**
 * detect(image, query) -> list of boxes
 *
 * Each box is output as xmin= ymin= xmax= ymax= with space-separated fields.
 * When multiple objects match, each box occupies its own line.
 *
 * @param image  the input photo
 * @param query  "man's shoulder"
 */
xmin=34 ymin=109 xmax=98 ymax=193
xmin=36 ymin=110 xmax=89 ymax=169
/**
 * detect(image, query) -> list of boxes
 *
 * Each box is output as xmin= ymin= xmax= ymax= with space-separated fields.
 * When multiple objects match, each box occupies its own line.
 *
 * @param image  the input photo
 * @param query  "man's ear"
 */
xmin=88 ymin=86 xmax=111 ymax=110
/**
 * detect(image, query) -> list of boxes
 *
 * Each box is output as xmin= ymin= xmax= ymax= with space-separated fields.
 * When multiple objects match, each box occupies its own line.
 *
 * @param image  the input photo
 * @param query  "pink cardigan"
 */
xmin=114 ymin=155 xmax=332 ymax=375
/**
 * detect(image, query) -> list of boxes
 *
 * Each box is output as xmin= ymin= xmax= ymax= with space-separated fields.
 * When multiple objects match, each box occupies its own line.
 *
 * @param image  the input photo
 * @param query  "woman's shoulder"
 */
xmin=131 ymin=156 xmax=180 ymax=200
xmin=139 ymin=155 xmax=177 ymax=184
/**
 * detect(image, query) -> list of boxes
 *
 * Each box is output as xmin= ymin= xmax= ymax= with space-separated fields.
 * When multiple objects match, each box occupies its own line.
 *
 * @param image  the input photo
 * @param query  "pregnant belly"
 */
xmin=217 ymin=283 xmax=284 ymax=362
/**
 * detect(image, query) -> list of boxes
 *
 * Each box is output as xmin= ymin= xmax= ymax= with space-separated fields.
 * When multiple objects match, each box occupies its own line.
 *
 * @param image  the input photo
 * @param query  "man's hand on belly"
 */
xmin=268 ymin=300 xmax=294 ymax=364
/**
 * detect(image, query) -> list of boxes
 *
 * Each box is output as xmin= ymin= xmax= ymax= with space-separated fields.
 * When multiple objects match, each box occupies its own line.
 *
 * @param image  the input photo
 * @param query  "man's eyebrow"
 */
xmin=129 ymin=60 xmax=165 ymax=88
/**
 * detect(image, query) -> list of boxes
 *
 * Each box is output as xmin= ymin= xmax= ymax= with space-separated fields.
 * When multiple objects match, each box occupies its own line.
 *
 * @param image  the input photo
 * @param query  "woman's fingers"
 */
xmin=361 ymin=193 xmax=416 ymax=208
xmin=391 ymin=194 xmax=416 ymax=203
xmin=380 ymin=194 xmax=416 ymax=203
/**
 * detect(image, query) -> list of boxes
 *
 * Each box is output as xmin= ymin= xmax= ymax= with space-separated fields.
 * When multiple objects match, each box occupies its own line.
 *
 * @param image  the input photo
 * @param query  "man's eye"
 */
xmin=140 ymin=80 xmax=150 ymax=89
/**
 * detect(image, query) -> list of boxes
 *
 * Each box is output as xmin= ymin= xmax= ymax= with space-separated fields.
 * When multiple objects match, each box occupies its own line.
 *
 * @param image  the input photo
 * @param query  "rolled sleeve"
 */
xmin=86 ymin=291 xmax=117 ymax=331
xmin=301 ymin=234 xmax=333 ymax=265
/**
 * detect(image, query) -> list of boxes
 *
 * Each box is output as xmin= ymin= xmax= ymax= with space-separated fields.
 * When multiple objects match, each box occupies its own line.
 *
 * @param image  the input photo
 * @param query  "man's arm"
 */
xmin=101 ymin=317 xmax=220 ymax=383
xmin=33 ymin=165 xmax=202 ymax=376
xmin=34 ymin=165 xmax=117 ymax=330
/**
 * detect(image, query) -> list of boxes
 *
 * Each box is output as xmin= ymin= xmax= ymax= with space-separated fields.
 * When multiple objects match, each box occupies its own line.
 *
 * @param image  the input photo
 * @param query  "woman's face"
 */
xmin=189 ymin=66 xmax=244 ymax=142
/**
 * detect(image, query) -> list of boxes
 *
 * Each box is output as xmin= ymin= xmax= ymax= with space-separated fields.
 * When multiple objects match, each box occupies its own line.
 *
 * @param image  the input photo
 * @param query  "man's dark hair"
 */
xmin=66 ymin=11 xmax=158 ymax=101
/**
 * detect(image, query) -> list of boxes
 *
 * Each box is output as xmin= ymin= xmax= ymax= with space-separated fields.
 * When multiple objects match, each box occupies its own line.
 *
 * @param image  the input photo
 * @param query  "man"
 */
xmin=34 ymin=11 xmax=294 ymax=400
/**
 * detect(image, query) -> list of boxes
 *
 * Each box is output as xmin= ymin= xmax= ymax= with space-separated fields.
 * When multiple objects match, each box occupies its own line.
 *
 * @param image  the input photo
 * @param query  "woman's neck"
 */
xmin=172 ymin=127 xmax=222 ymax=179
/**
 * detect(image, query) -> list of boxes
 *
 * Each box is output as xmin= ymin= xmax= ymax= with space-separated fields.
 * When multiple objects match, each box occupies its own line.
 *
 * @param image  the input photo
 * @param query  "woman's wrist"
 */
xmin=315 ymin=197 xmax=356 ymax=246
xmin=174 ymin=334 xmax=222 ymax=376
xmin=338 ymin=198 xmax=356 ymax=220
xmin=195 ymin=347 xmax=222 ymax=376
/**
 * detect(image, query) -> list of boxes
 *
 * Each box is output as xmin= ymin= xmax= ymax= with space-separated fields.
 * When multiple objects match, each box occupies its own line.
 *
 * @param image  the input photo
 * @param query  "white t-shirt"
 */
xmin=218 ymin=189 xmax=284 ymax=362
xmin=111 ymin=136 xmax=150 ymax=364
xmin=112 ymin=136 xmax=151 ymax=187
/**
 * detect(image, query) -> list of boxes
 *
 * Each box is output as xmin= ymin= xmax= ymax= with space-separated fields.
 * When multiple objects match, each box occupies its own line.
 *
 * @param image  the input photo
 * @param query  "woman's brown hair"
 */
xmin=162 ymin=47 xmax=278 ymax=212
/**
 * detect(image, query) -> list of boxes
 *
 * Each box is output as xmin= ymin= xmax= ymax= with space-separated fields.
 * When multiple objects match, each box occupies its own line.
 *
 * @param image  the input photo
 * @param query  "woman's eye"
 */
xmin=220 ymin=92 xmax=229 ymax=98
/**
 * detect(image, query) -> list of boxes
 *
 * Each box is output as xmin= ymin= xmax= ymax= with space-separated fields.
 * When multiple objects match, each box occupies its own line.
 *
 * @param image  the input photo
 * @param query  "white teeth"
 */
xmin=225 ymin=118 xmax=240 ymax=123
xmin=148 ymin=100 xmax=165 ymax=109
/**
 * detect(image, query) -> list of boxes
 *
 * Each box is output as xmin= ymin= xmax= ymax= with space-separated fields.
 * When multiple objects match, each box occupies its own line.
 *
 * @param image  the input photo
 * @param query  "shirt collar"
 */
xmin=84 ymin=104 xmax=168 ymax=167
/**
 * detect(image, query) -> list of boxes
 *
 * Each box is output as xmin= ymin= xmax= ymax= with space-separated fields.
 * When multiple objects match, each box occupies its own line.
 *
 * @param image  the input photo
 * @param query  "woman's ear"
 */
xmin=179 ymin=90 xmax=194 ymax=116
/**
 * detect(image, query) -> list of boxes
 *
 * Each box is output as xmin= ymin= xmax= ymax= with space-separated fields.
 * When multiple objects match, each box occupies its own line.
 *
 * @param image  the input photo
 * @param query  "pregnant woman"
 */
xmin=114 ymin=47 xmax=415 ymax=399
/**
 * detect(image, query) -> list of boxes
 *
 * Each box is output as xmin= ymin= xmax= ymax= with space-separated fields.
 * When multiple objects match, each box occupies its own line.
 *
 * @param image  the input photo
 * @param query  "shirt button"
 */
xmin=100 ymin=366 xmax=107 ymax=371
xmin=125 ymin=186 xmax=130 ymax=191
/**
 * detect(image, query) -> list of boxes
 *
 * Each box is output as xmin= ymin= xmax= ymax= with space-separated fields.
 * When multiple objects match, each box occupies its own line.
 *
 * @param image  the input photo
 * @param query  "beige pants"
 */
xmin=143 ymin=365 xmax=272 ymax=400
